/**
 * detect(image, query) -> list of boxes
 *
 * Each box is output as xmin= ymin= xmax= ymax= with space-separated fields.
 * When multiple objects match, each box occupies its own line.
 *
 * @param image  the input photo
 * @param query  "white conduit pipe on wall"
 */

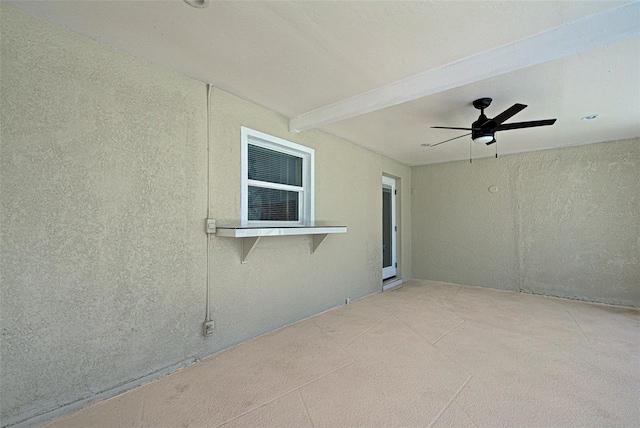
xmin=205 ymin=83 xmax=212 ymax=324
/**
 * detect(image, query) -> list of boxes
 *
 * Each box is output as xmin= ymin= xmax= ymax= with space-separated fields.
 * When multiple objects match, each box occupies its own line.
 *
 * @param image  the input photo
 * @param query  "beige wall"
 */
xmin=206 ymin=87 xmax=411 ymax=352
xmin=411 ymin=139 xmax=639 ymax=307
xmin=0 ymin=5 xmax=411 ymax=425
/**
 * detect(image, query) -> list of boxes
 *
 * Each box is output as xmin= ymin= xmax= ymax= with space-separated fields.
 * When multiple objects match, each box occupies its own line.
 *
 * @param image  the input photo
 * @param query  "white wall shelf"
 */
xmin=214 ymin=223 xmax=347 ymax=263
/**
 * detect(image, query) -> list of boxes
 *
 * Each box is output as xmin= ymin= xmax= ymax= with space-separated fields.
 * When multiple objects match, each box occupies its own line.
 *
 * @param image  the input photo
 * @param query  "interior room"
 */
xmin=1 ymin=1 xmax=638 ymax=427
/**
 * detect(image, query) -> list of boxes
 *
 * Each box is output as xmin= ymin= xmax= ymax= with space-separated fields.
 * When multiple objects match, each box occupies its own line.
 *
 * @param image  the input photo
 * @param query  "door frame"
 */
xmin=382 ymin=176 xmax=397 ymax=280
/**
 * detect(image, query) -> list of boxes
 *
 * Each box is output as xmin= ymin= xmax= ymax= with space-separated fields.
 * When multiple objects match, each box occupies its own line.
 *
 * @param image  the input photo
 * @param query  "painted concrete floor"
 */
xmin=41 ymin=280 xmax=639 ymax=427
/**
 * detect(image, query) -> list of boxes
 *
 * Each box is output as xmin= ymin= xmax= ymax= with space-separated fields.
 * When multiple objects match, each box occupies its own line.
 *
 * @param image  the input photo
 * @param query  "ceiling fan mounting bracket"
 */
xmin=473 ymin=98 xmax=492 ymax=110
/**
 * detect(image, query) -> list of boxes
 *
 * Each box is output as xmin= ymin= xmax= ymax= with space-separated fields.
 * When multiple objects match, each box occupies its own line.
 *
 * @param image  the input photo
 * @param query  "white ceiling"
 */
xmin=8 ymin=0 xmax=640 ymax=166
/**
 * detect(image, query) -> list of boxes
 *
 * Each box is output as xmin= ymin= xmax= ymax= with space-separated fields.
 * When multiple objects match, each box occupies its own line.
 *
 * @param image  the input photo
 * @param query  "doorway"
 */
xmin=382 ymin=176 xmax=396 ymax=280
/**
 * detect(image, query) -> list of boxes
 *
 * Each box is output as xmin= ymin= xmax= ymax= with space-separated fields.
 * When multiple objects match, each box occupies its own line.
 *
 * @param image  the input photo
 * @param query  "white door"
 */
xmin=382 ymin=176 xmax=397 ymax=280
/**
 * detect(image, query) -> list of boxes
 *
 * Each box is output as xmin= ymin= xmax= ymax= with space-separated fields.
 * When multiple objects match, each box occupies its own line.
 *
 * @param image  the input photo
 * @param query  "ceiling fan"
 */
xmin=427 ymin=98 xmax=556 ymax=147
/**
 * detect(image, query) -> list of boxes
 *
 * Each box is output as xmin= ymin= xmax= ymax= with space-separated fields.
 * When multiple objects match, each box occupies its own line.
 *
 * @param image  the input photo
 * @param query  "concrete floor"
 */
xmin=41 ymin=280 xmax=639 ymax=427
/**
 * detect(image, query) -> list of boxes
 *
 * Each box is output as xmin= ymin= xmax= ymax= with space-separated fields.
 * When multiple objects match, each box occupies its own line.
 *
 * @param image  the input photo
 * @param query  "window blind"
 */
xmin=247 ymin=144 xmax=304 ymax=222
xmin=248 ymin=145 xmax=302 ymax=187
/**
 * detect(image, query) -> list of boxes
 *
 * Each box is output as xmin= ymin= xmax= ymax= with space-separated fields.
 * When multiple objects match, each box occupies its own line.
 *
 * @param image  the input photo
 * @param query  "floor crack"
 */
xmin=432 ymin=319 xmax=465 ymax=345
xmin=427 ymin=375 xmax=473 ymax=428
xmin=298 ymin=389 xmax=315 ymax=428
xmin=567 ymin=310 xmax=591 ymax=342
xmin=344 ymin=306 xmax=404 ymax=347
xmin=454 ymin=398 xmax=478 ymax=427
xmin=215 ymin=361 xmax=356 ymax=427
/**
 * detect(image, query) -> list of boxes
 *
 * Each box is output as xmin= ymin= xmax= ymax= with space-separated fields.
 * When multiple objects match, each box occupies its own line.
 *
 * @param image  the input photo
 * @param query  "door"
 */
xmin=382 ymin=176 xmax=396 ymax=280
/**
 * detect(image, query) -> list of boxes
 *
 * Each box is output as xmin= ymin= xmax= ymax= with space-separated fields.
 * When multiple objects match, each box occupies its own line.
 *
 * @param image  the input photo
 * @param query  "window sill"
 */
xmin=213 ymin=222 xmax=347 ymax=263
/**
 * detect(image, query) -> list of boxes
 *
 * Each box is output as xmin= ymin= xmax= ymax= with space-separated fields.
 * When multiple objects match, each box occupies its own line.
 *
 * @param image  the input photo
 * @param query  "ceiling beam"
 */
xmin=289 ymin=1 xmax=640 ymax=133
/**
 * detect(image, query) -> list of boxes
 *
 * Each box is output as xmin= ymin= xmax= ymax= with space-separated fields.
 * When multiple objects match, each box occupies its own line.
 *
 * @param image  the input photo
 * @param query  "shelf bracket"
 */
xmin=311 ymin=233 xmax=328 ymax=254
xmin=241 ymin=236 xmax=261 ymax=263
xmin=216 ymin=225 xmax=346 ymax=263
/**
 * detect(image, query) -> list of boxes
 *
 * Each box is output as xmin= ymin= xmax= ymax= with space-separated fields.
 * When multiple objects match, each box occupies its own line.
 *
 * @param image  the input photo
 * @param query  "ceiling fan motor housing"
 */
xmin=472 ymin=114 xmax=495 ymax=142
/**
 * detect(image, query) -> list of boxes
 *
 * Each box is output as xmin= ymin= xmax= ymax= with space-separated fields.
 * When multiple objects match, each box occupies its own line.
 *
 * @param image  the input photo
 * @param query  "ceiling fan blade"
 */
xmin=487 ymin=103 xmax=527 ymax=126
xmin=425 ymin=133 xmax=471 ymax=147
xmin=495 ymin=119 xmax=557 ymax=131
xmin=431 ymin=126 xmax=477 ymax=131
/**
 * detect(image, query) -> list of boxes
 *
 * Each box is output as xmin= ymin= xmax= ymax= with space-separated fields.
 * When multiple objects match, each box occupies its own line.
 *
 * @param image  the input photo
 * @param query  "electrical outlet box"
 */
xmin=203 ymin=320 xmax=215 ymax=336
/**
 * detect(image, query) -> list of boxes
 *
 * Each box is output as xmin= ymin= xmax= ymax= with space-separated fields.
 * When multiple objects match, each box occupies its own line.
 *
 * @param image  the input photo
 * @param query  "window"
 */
xmin=241 ymin=127 xmax=314 ymax=225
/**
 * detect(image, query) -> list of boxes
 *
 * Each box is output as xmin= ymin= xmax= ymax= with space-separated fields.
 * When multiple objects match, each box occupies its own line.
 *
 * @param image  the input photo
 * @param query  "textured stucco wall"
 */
xmin=411 ymin=139 xmax=639 ymax=307
xmin=206 ymin=87 xmax=411 ymax=354
xmin=0 ymin=5 xmax=411 ymax=425
xmin=0 ymin=5 xmax=208 ymax=425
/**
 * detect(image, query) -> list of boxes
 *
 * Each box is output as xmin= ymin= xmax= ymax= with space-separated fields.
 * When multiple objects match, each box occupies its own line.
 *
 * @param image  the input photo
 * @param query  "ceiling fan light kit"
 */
xmin=430 ymin=97 xmax=557 ymax=150
xmin=473 ymin=135 xmax=494 ymax=145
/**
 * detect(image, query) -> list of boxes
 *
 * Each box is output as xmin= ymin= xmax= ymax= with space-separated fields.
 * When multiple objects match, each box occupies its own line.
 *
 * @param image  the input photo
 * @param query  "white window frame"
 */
xmin=241 ymin=126 xmax=314 ymax=226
